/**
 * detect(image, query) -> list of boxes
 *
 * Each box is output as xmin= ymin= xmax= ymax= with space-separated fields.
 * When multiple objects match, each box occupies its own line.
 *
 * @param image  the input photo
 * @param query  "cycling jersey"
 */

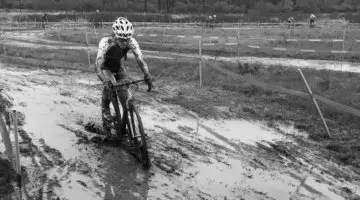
xmin=95 ymin=36 xmax=148 ymax=81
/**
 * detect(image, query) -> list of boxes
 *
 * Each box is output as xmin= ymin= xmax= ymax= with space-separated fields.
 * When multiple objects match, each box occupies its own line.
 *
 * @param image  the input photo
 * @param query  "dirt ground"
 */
xmin=1 ymin=27 xmax=360 ymax=200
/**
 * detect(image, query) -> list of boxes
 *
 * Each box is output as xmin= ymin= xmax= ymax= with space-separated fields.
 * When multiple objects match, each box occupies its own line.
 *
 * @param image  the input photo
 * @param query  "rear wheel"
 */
xmin=127 ymin=103 xmax=151 ymax=169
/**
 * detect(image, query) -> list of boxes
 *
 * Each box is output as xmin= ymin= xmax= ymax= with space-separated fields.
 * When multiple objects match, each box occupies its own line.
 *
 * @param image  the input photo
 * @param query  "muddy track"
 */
xmin=0 ymin=29 xmax=360 ymax=199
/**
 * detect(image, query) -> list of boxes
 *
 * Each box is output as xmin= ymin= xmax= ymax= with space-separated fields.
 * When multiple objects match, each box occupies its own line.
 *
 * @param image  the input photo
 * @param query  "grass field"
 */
xmin=43 ymin=24 xmax=360 ymax=62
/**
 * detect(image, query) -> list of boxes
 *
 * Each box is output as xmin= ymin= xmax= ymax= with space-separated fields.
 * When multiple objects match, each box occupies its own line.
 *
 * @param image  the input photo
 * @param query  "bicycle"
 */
xmin=105 ymin=79 xmax=153 ymax=169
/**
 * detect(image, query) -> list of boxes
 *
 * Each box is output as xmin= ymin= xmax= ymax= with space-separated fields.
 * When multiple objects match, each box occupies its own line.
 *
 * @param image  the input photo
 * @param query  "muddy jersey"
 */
xmin=95 ymin=37 xmax=146 ymax=75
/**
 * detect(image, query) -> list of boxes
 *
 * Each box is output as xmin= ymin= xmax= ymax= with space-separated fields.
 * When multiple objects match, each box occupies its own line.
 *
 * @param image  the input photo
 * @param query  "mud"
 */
xmin=0 ymin=153 xmax=15 ymax=197
xmin=1 ymin=27 xmax=360 ymax=200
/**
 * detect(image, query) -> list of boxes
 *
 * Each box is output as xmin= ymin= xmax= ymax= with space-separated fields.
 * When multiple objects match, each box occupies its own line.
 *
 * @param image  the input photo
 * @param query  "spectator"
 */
xmin=309 ymin=13 xmax=316 ymax=28
xmin=40 ymin=13 xmax=48 ymax=29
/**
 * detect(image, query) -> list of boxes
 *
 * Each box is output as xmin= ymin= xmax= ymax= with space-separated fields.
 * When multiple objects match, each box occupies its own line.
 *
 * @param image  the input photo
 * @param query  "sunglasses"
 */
xmin=117 ymin=38 xmax=130 ymax=43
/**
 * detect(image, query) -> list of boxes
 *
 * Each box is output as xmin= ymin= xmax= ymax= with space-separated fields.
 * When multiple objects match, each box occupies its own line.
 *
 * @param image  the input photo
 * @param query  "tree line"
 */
xmin=0 ymin=0 xmax=359 ymax=13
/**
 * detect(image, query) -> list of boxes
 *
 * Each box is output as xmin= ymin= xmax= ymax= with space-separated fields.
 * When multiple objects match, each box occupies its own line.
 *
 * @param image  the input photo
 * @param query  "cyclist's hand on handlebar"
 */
xmin=144 ymin=73 xmax=153 ymax=84
xmin=144 ymin=73 xmax=155 ymax=92
xmin=103 ymin=81 xmax=113 ymax=90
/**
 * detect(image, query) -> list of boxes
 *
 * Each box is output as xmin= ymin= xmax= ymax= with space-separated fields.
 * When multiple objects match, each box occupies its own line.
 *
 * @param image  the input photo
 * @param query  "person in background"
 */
xmin=309 ymin=13 xmax=316 ymax=28
xmin=40 ymin=13 xmax=48 ymax=29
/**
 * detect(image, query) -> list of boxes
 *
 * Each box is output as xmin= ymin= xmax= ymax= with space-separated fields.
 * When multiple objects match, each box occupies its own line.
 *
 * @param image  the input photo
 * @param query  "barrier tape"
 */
xmin=245 ymin=45 xmax=355 ymax=54
xmin=2 ymin=31 xmax=359 ymax=55
xmin=134 ymin=33 xmax=358 ymax=43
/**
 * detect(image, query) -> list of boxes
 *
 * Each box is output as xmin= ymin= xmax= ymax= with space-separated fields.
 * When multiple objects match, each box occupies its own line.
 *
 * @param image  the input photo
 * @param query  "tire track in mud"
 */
xmin=15 ymin=122 xmax=63 ymax=199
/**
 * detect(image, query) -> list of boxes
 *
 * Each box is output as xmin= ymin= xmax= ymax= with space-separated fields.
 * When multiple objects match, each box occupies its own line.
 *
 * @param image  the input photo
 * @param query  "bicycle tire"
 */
xmin=128 ymin=102 xmax=151 ymax=169
xmin=109 ymin=94 xmax=123 ymax=137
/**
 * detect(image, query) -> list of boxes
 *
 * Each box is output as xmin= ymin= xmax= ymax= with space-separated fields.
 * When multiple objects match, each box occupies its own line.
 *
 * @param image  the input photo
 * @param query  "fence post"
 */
xmin=236 ymin=28 xmax=240 ymax=59
xmin=12 ymin=111 xmax=21 ymax=173
xmin=0 ymin=114 xmax=13 ymax=163
xmin=56 ymin=27 xmax=60 ymax=41
xmin=341 ymin=29 xmax=346 ymax=71
xmin=94 ymin=25 xmax=98 ymax=42
xmin=198 ymin=37 xmax=202 ymax=88
xmin=85 ymin=32 xmax=89 ymax=45
xmin=196 ymin=120 xmax=199 ymax=134
xmin=298 ymin=69 xmax=331 ymax=138
xmin=85 ymin=32 xmax=91 ymax=69
xmin=12 ymin=110 xmax=23 ymax=200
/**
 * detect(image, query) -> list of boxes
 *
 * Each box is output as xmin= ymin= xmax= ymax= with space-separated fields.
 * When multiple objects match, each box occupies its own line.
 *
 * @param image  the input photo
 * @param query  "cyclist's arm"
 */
xmin=95 ymin=37 xmax=116 ymax=84
xmin=128 ymin=38 xmax=150 ymax=76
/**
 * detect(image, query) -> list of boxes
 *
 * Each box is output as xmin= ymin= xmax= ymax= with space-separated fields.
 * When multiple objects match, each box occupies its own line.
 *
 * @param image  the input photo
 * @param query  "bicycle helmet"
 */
xmin=112 ymin=17 xmax=134 ymax=39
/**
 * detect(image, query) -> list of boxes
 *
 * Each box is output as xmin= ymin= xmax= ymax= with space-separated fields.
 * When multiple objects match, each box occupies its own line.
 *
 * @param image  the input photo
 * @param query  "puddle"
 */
xmin=54 ymin=171 xmax=104 ymax=200
xmin=7 ymin=84 xmax=84 ymax=159
xmin=200 ymin=119 xmax=285 ymax=146
xmin=186 ymin=158 xmax=299 ymax=199
xmin=187 ymin=156 xmax=349 ymax=200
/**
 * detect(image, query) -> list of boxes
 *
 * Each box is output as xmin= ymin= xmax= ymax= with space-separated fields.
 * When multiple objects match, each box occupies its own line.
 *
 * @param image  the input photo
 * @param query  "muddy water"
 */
xmin=201 ymin=119 xmax=285 ymax=145
xmin=139 ymin=106 xmax=353 ymax=200
xmin=0 ymin=66 xmax=156 ymax=199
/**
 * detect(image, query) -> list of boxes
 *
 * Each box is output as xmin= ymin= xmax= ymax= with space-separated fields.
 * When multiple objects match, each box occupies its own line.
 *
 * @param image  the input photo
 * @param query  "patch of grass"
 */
xmin=43 ymin=24 xmax=360 ymax=62
xmin=326 ymin=143 xmax=349 ymax=153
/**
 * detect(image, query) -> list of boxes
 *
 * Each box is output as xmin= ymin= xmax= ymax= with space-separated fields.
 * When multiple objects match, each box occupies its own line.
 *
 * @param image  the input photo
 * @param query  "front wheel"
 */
xmin=128 ymin=103 xmax=151 ymax=169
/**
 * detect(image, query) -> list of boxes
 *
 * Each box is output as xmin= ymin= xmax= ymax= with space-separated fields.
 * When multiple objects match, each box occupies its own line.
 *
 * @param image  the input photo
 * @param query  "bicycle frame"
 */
xmin=112 ymin=79 xmax=150 ymax=139
xmin=109 ymin=79 xmax=152 ymax=168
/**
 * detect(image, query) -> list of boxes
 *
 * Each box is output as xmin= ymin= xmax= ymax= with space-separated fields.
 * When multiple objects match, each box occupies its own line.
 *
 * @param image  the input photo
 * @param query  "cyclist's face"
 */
xmin=116 ymin=38 xmax=129 ymax=48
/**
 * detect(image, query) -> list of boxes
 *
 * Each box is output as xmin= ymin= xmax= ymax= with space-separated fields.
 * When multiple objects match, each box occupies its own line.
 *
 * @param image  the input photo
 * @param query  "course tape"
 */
xmin=246 ymin=45 xmax=353 ymax=54
xmin=134 ymin=33 xmax=358 ymax=43
xmin=5 ymin=31 xmax=357 ymax=55
xmin=136 ymin=40 xmax=358 ymax=54
xmin=205 ymin=61 xmax=360 ymax=118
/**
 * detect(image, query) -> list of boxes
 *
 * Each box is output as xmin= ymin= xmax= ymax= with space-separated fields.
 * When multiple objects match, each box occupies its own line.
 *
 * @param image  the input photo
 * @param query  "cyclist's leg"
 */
xmin=115 ymin=72 xmax=130 ymax=134
xmin=101 ymin=69 xmax=117 ymax=134
xmin=101 ymin=85 xmax=112 ymax=134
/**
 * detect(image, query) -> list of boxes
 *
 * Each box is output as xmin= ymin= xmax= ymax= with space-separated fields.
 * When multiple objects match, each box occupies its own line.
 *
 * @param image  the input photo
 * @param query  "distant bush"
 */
xmin=253 ymin=1 xmax=281 ymax=14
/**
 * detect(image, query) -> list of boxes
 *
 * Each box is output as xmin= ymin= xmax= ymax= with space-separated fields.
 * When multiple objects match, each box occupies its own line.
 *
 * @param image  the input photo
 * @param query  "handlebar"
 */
xmin=113 ymin=79 xmax=154 ymax=92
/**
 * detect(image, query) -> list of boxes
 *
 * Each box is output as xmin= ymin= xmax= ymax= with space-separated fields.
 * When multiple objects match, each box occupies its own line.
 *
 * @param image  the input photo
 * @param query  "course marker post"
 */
xmin=198 ymin=37 xmax=203 ymax=88
xmin=85 ymin=32 xmax=89 ymax=45
xmin=341 ymin=29 xmax=346 ymax=71
xmin=196 ymin=120 xmax=199 ymax=134
xmin=12 ymin=110 xmax=23 ymax=200
xmin=236 ymin=29 xmax=240 ymax=59
xmin=298 ymin=69 xmax=331 ymax=138
xmin=94 ymin=25 xmax=98 ymax=42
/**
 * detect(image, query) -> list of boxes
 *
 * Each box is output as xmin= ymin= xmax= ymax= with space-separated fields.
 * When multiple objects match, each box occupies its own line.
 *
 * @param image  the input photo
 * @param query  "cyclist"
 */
xmin=287 ymin=17 xmax=295 ymax=24
xmin=95 ymin=17 xmax=153 ymax=136
xmin=309 ymin=13 xmax=316 ymax=28
xmin=40 ymin=13 xmax=48 ymax=29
